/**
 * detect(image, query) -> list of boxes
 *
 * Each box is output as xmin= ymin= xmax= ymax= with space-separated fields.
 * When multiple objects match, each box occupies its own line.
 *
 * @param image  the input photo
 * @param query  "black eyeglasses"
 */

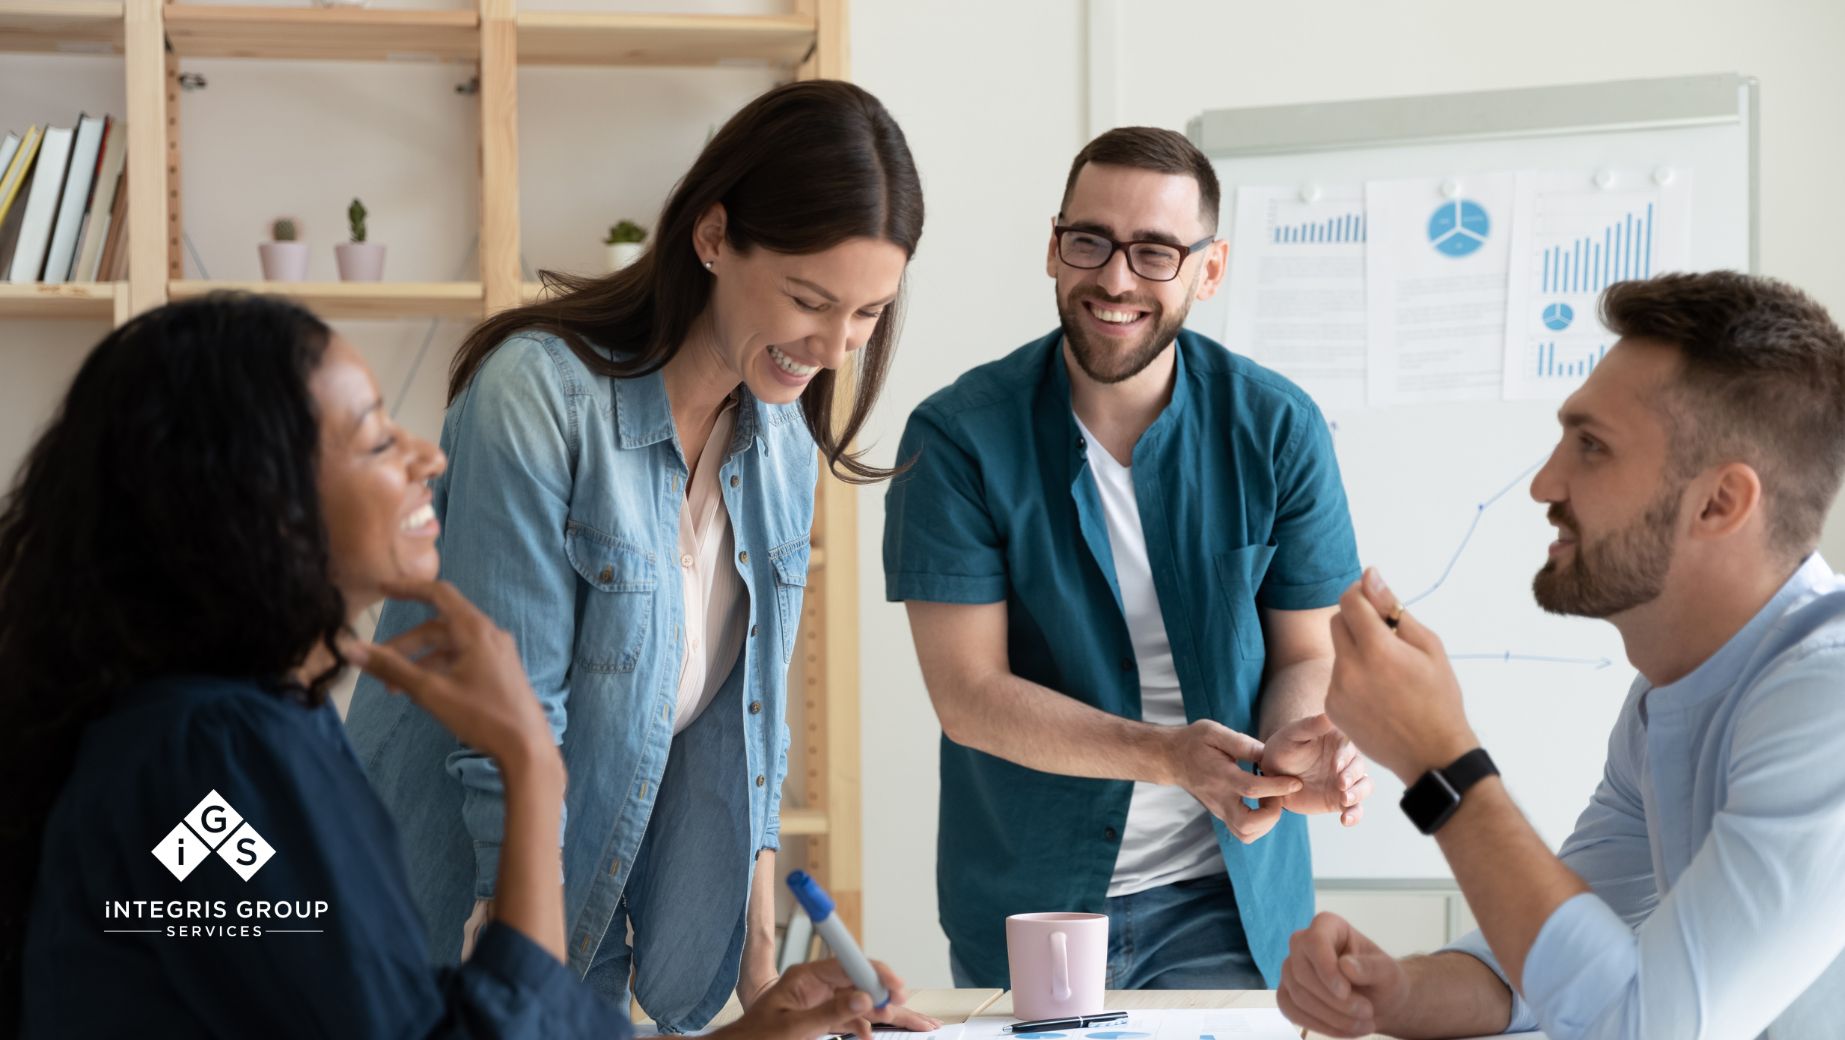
xmin=1054 ymin=226 xmax=1215 ymax=282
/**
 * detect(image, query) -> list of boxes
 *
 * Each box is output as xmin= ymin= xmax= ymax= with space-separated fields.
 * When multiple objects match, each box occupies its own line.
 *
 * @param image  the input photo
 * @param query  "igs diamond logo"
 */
xmin=150 ymin=790 xmax=276 ymax=882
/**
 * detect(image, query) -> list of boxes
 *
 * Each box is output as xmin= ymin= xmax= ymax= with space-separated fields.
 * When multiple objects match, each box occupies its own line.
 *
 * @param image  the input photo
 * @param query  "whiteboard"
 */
xmin=1185 ymin=75 xmax=1757 ymax=879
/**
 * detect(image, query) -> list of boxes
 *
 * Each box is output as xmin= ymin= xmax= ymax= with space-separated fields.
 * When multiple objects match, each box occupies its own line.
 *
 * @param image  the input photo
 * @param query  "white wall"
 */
xmin=6 ymin=0 xmax=1845 ymax=995
xmin=848 ymin=0 xmax=1845 ymax=988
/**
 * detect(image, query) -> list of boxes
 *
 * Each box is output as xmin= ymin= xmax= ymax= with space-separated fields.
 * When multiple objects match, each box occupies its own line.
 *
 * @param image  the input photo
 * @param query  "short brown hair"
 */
xmin=1603 ymin=271 xmax=1845 ymax=556
xmin=1059 ymin=126 xmax=1220 ymax=234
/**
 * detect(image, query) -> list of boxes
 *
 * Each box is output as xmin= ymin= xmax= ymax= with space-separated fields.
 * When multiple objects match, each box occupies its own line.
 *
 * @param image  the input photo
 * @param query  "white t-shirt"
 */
xmin=1075 ymin=415 xmax=1223 ymax=898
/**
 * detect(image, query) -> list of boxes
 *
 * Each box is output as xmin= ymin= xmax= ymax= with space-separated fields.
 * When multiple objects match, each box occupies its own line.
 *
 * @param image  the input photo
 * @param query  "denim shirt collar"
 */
xmin=609 ymin=367 xmax=770 ymax=456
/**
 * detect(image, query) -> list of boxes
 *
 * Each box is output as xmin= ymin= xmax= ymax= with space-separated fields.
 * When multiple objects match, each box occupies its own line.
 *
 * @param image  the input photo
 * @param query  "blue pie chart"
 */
xmin=1542 ymin=302 xmax=1574 ymax=331
xmin=1428 ymin=199 xmax=1490 ymax=258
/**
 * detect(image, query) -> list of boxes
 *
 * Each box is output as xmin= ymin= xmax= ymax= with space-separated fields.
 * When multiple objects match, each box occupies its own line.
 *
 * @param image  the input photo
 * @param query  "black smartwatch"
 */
xmin=1400 ymin=748 xmax=1498 ymax=835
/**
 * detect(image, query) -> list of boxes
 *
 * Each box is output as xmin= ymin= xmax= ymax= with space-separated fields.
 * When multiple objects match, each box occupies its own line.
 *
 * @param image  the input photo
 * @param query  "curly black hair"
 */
xmin=0 ymin=294 xmax=350 ymax=1027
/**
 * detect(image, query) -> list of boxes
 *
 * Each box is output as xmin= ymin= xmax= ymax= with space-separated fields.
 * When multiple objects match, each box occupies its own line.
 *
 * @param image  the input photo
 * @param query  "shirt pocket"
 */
xmin=768 ymin=536 xmax=811 ymax=665
xmin=1213 ymin=541 xmax=1278 ymax=660
xmin=564 ymin=521 xmax=657 ymax=674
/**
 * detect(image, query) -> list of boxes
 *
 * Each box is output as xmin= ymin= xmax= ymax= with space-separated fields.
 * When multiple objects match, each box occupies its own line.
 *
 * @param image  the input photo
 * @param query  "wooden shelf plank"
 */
xmin=168 ymin=281 xmax=484 ymax=320
xmin=0 ymin=282 xmax=120 ymax=320
xmin=164 ymin=4 xmax=477 ymax=63
xmin=0 ymin=2 xmax=122 ymax=56
xmin=779 ymin=807 xmax=828 ymax=837
xmin=518 ymin=12 xmax=814 ymax=68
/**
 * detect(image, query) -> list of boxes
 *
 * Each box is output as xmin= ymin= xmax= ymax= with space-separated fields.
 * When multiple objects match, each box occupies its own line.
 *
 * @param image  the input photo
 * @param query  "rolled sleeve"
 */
xmin=453 ymin=922 xmax=628 ymax=1036
xmin=1441 ymin=928 xmax=1541 ymax=1034
xmin=883 ymin=404 xmax=1008 ymax=605
xmin=1258 ymin=398 xmax=1359 ymax=610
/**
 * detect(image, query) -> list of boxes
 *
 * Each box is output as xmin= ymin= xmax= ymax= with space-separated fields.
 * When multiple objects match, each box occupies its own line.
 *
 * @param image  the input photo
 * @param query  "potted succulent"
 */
xmin=259 ymin=218 xmax=309 ymax=282
xmin=334 ymin=197 xmax=386 ymax=282
xmin=605 ymin=220 xmax=646 ymax=272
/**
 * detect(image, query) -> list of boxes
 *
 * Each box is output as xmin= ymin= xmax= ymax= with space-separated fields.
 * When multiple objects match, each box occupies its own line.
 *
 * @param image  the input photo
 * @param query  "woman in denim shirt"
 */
xmin=345 ymin=80 xmax=928 ymax=1030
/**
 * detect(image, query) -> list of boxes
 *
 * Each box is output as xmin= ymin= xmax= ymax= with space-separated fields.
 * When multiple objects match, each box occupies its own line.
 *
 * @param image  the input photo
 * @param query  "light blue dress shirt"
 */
xmin=1448 ymin=553 xmax=1845 ymax=1039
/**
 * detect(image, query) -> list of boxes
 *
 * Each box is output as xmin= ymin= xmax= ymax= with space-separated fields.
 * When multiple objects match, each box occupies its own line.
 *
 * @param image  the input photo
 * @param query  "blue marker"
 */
xmin=787 ymin=870 xmax=890 ymax=1009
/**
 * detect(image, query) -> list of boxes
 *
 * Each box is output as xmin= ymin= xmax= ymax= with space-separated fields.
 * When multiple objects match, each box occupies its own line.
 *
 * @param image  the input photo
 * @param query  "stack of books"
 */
xmin=0 ymin=113 xmax=130 ymax=285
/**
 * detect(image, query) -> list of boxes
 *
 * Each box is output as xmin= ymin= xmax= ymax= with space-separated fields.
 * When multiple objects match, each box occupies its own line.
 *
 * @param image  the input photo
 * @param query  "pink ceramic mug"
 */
xmin=1005 ymin=912 xmax=1108 ymax=1020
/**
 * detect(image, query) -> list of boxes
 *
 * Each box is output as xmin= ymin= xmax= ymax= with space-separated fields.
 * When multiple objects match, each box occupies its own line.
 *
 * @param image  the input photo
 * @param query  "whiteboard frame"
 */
xmin=1187 ymin=73 xmax=1758 ymax=270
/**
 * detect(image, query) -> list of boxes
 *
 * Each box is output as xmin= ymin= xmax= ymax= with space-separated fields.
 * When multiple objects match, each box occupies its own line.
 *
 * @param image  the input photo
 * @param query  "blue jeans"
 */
xmin=950 ymin=874 xmax=1264 ymax=990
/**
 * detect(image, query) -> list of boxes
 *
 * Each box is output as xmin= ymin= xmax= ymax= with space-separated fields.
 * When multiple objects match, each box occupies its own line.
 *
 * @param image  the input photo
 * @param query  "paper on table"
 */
xmin=1222 ymin=183 xmax=1369 ymax=409
xmin=1501 ymin=168 xmax=1693 ymax=400
xmin=1364 ymin=172 xmax=1518 ymax=405
xmin=965 ymin=1010 xmax=1294 ymax=1040
xmin=1152 ymin=1008 xmax=1305 ymax=1040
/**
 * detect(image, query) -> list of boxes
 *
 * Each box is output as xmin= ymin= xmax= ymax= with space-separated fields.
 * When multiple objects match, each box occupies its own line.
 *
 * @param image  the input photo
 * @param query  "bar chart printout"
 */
xmin=1222 ymin=184 xmax=1370 ymax=408
xmin=1504 ymin=171 xmax=1692 ymax=400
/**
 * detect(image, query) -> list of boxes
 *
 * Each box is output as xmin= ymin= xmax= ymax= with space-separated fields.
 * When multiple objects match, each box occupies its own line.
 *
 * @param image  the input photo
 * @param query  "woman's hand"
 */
xmin=715 ymin=959 xmax=926 ymax=1040
xmin=348 ymin=579 xmax=555 ymax=770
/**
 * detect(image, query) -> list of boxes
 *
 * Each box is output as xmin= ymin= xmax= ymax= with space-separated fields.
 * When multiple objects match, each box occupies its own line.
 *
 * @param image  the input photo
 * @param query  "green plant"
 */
xmin=604 ymin=220 xmax=646 ymax=245
xmin=271 ymin=218 xmax=298 ymax=242
xmin=347 ymin=198 xmax=368 ymax=243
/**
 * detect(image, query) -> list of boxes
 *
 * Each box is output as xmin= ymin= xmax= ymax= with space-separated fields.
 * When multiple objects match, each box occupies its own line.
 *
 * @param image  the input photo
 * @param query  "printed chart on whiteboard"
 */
xmin=1218 ymin=166 xmax=1694 ymax=406
xmin=1223 ymin=184 xmax=1368 ymax=408
xmin=1503 ymin=170 xmax=1693 ymax=399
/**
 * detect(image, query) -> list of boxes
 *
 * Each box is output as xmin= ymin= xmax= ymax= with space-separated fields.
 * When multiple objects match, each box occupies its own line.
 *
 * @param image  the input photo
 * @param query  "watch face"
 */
xmin=1400 ymin=770 xmax=1461 ymax=835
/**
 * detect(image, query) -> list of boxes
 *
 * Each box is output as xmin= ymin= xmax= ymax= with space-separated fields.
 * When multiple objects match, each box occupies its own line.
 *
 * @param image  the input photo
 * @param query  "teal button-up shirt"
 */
xmin=883 ymin=328 xmax=1360 ymax=986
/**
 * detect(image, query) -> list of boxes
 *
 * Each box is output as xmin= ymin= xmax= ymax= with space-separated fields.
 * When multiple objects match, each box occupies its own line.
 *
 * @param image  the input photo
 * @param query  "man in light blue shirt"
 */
xmin=1276 ymin=271 xmax=1845 ymax=1040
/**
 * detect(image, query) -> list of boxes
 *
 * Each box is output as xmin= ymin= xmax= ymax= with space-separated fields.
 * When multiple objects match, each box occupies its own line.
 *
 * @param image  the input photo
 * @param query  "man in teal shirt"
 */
xmin=883 ymin=127 xmax=1370 ymax=989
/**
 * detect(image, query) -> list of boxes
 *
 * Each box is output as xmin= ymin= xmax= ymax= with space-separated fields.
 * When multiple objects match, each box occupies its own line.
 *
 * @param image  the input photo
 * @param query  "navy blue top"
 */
xmin=22 ymin=675 xmax=624 ymax=1038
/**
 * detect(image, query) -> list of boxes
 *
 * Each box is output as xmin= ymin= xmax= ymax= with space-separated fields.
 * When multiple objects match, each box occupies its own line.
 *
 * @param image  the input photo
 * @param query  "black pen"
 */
xmin=1002 ymin=1011 xmax=1128 ymax=1033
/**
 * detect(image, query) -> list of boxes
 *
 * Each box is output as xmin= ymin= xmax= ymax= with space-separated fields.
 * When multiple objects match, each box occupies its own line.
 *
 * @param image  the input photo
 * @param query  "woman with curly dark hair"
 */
xmin=0 ymin=294 xmax=907 ymax=1039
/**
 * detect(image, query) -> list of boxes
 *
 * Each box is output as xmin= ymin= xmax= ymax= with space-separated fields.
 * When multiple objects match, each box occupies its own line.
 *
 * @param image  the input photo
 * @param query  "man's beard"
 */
xmin=1057 ymin=286 xmax=1192 ymax=385
xmin=1532 ymin=485 xmax=1682 ymax=618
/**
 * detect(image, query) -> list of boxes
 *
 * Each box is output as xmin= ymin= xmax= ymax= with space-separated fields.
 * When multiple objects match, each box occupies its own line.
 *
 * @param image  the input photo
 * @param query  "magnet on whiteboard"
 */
xmin=1298 ymin=182 xmax=1322 ymax=203
xmin=1594 ymin=168 xmax=1616 ymax=190
xmin=1440 ymin=178 xmax=1461 ymax=199
xmin=1653 ymin=166 xmax=1677 ymax=186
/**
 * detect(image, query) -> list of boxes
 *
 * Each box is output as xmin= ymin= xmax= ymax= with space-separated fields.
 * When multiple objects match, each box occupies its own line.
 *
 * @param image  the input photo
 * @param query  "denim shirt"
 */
xmin=883 ymin=329 xmax=1360 ymax=987
xmin=345 ymin=332 xmax=815 ymax=1029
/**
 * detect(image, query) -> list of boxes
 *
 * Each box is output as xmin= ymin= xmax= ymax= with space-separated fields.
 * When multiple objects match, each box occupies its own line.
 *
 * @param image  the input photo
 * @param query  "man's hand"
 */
xmin=715 ymin=959 xmax=929 ymax=1040
xmin=1165 ymin=720 xmax=1304 ymax=843
xmin=1277 ymin=913 xmax=1411 ymax=1038
xmin=1326 ymin=569 xmax=1479 ymax=782
xmin=1258 ymin=714 xmax=1372 ymax=826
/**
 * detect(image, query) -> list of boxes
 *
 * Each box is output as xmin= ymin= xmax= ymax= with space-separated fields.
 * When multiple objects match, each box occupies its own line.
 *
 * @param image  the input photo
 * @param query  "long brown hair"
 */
xmin=450 ymin=80 xmax=924 ymax=483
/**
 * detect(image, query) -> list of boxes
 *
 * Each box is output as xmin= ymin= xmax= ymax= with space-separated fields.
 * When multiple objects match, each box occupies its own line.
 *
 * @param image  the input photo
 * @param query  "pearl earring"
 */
xmin=704 ymin=259 xmax=714 ymax=271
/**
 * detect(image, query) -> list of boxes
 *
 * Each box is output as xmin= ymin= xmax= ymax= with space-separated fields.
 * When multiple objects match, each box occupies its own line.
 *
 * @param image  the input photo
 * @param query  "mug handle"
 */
xmin=1050 ymin=931 xmax=1071 ymax=1001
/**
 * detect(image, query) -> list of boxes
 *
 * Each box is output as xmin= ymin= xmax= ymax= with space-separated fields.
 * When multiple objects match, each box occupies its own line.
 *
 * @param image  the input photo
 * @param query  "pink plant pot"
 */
xmin=258 ymin=241 xmax=310 ymax=282
xmin=334 ymin=242 xmax=386 ymax=282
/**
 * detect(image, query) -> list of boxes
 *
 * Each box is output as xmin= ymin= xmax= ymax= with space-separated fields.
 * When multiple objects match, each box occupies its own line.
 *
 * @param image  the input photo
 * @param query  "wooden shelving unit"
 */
xmin=0 ymin=0 xmax=865 ymax=939
xmin=518 ymin=11 xmax=815 ymax=67
xmin=0 ymin=282 xmax=122 ymax=321
xmin=168 ymin=280 xmax=487 ymax=320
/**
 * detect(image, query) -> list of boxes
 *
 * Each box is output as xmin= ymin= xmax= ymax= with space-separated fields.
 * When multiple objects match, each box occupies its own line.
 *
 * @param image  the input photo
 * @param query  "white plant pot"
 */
xmin=258 ymin=241 xmax=310 ymax=282
xmin=606 ymin=242 xmax=644 ymax=272
xmin=335 ymin=242 xmax=387 ymax=282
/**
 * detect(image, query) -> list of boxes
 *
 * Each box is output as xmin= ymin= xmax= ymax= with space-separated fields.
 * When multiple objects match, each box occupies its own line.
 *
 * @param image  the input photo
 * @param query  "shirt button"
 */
xmin=1119 ymin=656 xmax=1135 ymax=672
xmin=680 ymin=553 xmax=693 ymax=568
xmin=738 ymin=550 xmax=749 ymax=564
xmin=755 ymin=774 xmax=766 ymax=787
xmin=598 ymin=565 xmax=613 ymax=583
xmin=730 ymin=475 xmax=740 ymax=488
xmin=1104 ymin=826 xmax=1119 ymax=841
xmin=749 ymin=701 xmax=762 ymax=715
xmin=750 ymin=624 xmax=758 ymax=637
